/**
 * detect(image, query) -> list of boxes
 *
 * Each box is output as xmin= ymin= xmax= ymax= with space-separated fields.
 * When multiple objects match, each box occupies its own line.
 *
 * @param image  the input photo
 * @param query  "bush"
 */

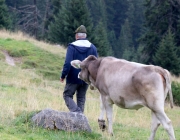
xmin=172 ymin=81 xmax=180 ymax=106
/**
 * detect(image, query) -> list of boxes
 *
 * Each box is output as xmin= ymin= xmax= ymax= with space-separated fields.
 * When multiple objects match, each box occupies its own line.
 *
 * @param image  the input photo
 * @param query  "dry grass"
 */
xmin=0 ymin=29 xmax=66 ymax=56
xmin=171 ymin=74 xmax=180 ymax=83
xmin=1 ymin=60 xmax=180 ymax=139
xmin=0 ymin=30 xmax=180 ymax=139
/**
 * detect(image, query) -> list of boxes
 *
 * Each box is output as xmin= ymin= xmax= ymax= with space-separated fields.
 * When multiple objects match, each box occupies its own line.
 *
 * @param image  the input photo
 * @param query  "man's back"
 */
xmin=61 ymin=39 xmax=97 ymax=84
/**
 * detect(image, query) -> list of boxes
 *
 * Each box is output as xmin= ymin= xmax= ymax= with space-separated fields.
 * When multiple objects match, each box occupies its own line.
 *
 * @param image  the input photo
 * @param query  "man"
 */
xmin=60 ymin=25 xmax=98 ymax=113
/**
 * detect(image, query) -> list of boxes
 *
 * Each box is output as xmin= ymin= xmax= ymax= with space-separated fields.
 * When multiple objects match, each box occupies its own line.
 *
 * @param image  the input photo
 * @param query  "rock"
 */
xmin=31 ymin=108 xmax=91 ymax=132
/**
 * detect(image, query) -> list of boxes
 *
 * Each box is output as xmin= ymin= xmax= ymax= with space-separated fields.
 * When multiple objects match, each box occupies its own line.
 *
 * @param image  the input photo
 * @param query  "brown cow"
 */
xmin=71 ymin=55 xmax=175 ymax=140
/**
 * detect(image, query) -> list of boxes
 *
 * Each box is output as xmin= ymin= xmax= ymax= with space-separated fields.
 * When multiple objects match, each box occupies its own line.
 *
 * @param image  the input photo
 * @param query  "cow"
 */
xmin=71 ymin=55 xmax=175 ymax=140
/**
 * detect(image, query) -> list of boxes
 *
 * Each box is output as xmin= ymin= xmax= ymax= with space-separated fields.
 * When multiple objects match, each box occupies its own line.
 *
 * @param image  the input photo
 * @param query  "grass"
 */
xmin=0 ymin=38 xmax=64 ymax=80
xmin=0 ymin=30 xmax=180 ymax=140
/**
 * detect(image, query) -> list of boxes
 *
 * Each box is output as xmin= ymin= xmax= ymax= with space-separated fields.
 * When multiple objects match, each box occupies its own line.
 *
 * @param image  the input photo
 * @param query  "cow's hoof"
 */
xmin=98 ymin=119 xmax=106 ymax=131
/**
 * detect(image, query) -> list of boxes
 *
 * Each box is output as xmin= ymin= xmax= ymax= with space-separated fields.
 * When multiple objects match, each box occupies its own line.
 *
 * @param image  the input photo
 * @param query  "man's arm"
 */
xmin=60 ymin=45 xmax=74 ymax=82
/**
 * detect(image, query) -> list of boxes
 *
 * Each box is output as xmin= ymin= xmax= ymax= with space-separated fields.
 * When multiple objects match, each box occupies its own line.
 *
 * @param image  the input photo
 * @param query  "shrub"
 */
xmin=172 ymin=81 xmax=180 ymax=106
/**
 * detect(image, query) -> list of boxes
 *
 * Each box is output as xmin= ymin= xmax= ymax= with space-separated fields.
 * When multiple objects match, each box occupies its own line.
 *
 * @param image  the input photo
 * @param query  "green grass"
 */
xmin=0 ymin=33 xmax=180 ymax=140
xmin=0 ymin=38 xmax=64 ymax=80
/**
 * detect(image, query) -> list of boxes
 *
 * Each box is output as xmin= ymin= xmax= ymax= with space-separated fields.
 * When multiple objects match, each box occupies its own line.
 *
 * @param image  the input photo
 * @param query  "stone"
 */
xmin=31 ymin=108 xmax=91 ymax=132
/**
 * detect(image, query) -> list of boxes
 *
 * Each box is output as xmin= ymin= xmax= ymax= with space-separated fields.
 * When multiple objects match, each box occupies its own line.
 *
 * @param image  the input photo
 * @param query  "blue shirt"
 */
xmin=61 ymin=39 xmax=98 ymax=84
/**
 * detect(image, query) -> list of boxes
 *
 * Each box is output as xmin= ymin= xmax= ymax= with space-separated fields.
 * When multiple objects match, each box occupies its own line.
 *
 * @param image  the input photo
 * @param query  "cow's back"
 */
xmin=95 ymin=57 xmax=164 ymax=109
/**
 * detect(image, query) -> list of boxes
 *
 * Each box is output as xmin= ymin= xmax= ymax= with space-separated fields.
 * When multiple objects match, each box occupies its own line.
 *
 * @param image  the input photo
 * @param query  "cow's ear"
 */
xmin=71 ymin=60 xmax=81 ymax=69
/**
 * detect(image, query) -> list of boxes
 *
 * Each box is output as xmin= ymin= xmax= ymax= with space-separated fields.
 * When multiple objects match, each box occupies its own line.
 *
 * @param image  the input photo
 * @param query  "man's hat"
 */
xmin=75 ymin=25 xmax=87 ymax=33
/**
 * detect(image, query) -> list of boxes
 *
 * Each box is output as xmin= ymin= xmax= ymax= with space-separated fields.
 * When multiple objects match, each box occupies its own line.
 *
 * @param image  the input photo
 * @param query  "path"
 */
xmin=2 ymin=51 xmax=15 ymax=66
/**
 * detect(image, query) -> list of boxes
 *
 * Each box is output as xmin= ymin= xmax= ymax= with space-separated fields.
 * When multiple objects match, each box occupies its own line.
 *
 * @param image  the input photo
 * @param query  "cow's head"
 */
xmin=71 ymin=55 xmax=98 ymax=89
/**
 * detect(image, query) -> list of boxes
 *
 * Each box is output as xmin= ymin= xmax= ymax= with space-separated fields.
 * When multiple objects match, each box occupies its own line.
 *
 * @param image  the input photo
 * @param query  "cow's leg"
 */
xmin=154 ymin=110 xmax=175 ymax=140
xmin=98 ymin=95 xmax=106 ymax=131
xmin=101 ymin=95 xmax=113 ymax=135
xmin=148 ymin=96 xmax=175 ymax=140
xmin=149 ymin=111 xmax=160 ymax=140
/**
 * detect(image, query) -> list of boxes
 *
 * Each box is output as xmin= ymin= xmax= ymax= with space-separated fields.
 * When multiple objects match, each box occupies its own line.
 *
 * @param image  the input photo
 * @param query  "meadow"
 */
xmin=0 ymin=30 xmax=179 ymax=140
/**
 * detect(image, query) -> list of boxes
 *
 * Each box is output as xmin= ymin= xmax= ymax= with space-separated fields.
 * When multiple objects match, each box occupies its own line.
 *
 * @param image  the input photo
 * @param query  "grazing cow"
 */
xmin=71 ymin=55 xmax=175 ymax=140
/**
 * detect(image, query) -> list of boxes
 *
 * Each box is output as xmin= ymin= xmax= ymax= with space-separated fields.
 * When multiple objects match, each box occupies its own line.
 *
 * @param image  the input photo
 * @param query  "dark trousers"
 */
xmin=63 ymin=83 xmax=89 ymax=113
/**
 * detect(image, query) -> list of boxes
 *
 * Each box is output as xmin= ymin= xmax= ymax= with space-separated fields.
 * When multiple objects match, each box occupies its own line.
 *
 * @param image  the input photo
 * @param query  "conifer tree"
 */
xmin=141 ymin=0 xmax=180 ymax=63
xmin=122 ymin=47 xmax=132 ymax=61
xmin=126 ymin=0 xmax=145 ymax=48
xmin=135 ymin=44 xmax=147 ymax=63
xmin=108 ymin=30 xmax=117 ymax=55
xmin=153 ymin=30 xmax=180 ymax=75
xmin=48 ymin=0 xmax=93 ymax=46
xmin=119 ymin=19 xmax=133 ymax=58
xmin=0 ymin=0 xmax=12 ymax=29
xmin=93 ymin=21 xmax=113 ymax=56
xmin=104 ymin=0 xmax=129 ymax=38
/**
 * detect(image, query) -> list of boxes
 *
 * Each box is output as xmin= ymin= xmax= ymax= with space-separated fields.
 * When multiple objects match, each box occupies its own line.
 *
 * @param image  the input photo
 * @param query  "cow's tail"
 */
xmin=155 ymin=67 xmax=174 ymax=108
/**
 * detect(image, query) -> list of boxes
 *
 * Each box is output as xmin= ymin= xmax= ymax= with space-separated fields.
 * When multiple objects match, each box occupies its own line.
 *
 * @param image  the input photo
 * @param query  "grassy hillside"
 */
xmin=0 ymin=30 xmax=180 ymax=140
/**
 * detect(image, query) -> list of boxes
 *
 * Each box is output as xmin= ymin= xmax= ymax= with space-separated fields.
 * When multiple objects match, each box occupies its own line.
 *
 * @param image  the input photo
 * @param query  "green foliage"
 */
xmin=48 ymin=0 xmax=93 ymax=46
xmin=0 ymin=0 xmax=12 ymax=29
xmin=153 ymin=30 xmax=180 ymax=75
xmin=126 ymin=0 xmax=145 ymax=48
xmin=104 ymin=0 xmax=129 ymax=38
xmin=134 ymin=44 xmax=147 ymax=63
xmin=51 ymin=0 xmax=63 ymax=16
xmin=93 ymin=21 xmax=112 ymax=56
xmin=5 ymin=0 xmax=146 ymax=63
xmin=118 ymin=19 xmax=133 ymax=59
xmin=122 ymin=47 xmax=136 ymax=61
xmin=13 ymin=111 xmax=38 ymax=126
xmin=0 ymin=38 xmax=63 ymax=80
xmin=141 ymin=0 xmax=180 ymax=64
xmin=86 ymin=0 xmax=107 ymax=26
xmin=109 ymin=31 xmax=119 ymax=57
xmin=172 ymin=81 xmax=180 ymax=106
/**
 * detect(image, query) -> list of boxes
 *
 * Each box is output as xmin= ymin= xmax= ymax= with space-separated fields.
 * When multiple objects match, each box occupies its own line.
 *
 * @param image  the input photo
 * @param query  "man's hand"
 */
xmin=60 ymin=78 xmax=64 ymax=83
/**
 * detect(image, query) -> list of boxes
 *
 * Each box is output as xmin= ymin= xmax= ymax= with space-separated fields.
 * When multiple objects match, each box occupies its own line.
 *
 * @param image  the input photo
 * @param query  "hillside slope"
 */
xmin=0 ymin=30 xmax=179 ymax=140
xmin=0 ymin=30 xmax=101 ymax=140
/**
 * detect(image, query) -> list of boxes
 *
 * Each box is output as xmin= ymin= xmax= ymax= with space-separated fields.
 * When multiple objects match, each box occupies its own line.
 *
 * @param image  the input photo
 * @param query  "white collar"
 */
xmin=71 ymin=40 xmax=91 ymax=47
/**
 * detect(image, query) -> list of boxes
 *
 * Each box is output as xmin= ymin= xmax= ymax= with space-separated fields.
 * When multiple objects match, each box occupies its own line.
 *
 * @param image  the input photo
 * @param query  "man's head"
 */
xmin=75 ymin=25 xmax=87 ymax=40
xmin=75 ymin=25 xmax=87 ymax=33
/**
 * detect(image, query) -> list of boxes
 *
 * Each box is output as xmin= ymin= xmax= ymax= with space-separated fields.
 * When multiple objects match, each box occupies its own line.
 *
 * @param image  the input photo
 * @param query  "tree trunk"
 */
xmin=34 ymin=0 xmax=38 ymax=38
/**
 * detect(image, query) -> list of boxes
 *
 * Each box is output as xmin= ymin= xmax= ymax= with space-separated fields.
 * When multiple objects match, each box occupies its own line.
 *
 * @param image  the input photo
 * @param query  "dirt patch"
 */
xmin=2 ymin=50 xmax=22 ymax=66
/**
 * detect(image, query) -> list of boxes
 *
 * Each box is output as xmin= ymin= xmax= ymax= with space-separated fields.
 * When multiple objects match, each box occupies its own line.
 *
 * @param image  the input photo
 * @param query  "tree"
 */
xmin=48 ymin=0 xmax=93 ymax=46
xmin=140 ymin=0 xmax=180 ymax=64
xmin=153 ymin=30 xmax=180 ymax=75
xmin=118 ymin=19 xmax=133 ymax=58
xmin=108 ymin=30 xmax=117 ymax=57
xmin=104 ymin=0 xmax=129 ymax=38
xmin=126 ymin=0 xmax=145 ymax=48
xmin=86 ymin=0 xmax=112 ymax=56
xmin=122 ymin=47 xmax=134 ymax=61
xmin=0 ymin=0 xmax=12 ymax=29
xmin=14 ymin=0 xmax=42 ymax=38
xmin=86 ymin=0 xmax=107 ymax=27
xmin=93 ymin=20 xmax=113 ymax=56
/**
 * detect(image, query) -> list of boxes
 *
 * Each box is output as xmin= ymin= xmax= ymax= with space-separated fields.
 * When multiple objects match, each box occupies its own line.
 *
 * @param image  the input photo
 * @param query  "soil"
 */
xmin=3 ymin=50 xmax=15 ymax=66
